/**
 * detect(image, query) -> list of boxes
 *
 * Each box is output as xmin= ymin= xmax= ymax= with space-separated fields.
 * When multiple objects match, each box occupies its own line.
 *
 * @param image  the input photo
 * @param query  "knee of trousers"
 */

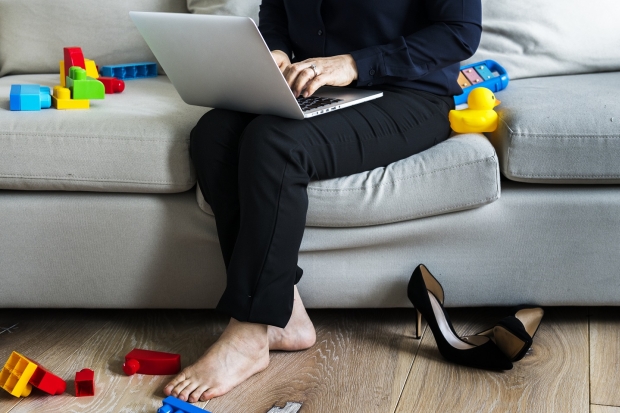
xmin=238 ymin=115 xmax=315 ymax=177
xmin=189 ymin=109 xmax=244 ymax=163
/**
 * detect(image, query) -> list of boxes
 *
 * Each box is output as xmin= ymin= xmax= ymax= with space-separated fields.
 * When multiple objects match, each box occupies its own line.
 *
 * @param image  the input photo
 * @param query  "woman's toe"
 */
xmin=171 ymin=378 xmax=192 ymax=398
xmin=189 ymin=384 xmax=210 ymax=403
xmin=178 ymin=381 xmax=201 ymax=402
xmin=200 ymin=387 xmax=223 ymax=401
xmin=164 ymin=372 xmax=187 ymax=395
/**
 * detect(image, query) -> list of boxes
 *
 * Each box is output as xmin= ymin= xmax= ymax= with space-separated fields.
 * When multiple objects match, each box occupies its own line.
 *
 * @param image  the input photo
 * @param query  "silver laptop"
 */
xmin=130 ymin=11 xmax=383 ymax=120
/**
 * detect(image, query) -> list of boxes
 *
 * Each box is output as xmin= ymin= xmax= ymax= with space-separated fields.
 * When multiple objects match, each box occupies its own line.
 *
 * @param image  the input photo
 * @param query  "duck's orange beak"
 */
xmin=494 ymin=98 xmax=501 ymax=107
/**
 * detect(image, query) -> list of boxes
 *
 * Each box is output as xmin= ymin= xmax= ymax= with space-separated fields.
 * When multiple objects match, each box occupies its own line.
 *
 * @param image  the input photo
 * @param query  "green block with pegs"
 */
xmin=66 ymin=66 xmax=105 ymax=100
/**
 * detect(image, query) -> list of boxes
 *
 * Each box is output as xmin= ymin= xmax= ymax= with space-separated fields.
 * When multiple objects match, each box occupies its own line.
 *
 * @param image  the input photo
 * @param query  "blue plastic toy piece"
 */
xmin=9 ymin=85 xmax=52 ymax=111
xmin=99 ymin=62 xmax=157 ymax=80
xmin=454 ymin=60 xmax=509 ymax=105
xmin=158 ymin=396 xmax=212 ymax=413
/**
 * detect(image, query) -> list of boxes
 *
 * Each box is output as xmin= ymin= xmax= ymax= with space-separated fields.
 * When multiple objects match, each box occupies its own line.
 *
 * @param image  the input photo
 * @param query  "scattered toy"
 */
xmin=9 ymin=85 xmax=52 ymax=111
xmin=28 ymin=364 xmax=66 ymax=395
xmin=98 ymin=77 xmax=125 ymax=94
xmin=123 ymin=348 xmax=181 ymax=375
xmin=449 ymin=87 xmax=501 ymax=133
xmin=75 ymin=368 xmax=95 ymax=397
xmin=0 ymin=351 xmax=37 ymax=397
xmin=63 ymin=47 xmax=86 ymax=79
xmin=52 ymin=86 xmax=90 ymax=110
xmin=66 ymin=67 xmax=105 ymax=100
xmin=100 ymin=62 xmax=157 ymax=80
xmin=158 ymin=396 xmax=211 ymax=413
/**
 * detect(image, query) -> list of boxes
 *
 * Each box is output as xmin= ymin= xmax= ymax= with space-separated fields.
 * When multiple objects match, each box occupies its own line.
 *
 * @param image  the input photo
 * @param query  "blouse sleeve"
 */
xmin=258 ymin=0 xmax=293 ymax=59
xmin=350 ymin=0 xmax=483 ymax=86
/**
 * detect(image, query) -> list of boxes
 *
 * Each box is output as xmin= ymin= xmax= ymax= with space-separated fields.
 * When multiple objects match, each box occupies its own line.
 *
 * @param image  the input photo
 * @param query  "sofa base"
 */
xmin=1 ymin=182 xmax=619 ymax=308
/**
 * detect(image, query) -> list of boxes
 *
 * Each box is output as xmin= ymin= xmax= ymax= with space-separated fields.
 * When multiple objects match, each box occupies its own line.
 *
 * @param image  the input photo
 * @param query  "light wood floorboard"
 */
xmin=205 ymin=309 xmax=423 ymax=413
xmin=395 ymin=307 xmax=589 ymax=413
xmin=590 ymin=308 xmax=620 ymax=407
xmin=5 ymin=310 xmax=228 ymax=413
xmin=0 ymin=309 xmax=115 ymax=413
xmin=592 ymin=405 xmax=620 ymax=413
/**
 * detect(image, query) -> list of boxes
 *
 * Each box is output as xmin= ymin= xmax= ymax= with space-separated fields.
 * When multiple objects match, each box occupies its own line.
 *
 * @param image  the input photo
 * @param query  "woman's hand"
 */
xmin=272 ymin=50 xmax=291 ymax=72
xmin=282 ymin=55 xmax=359 ymax=97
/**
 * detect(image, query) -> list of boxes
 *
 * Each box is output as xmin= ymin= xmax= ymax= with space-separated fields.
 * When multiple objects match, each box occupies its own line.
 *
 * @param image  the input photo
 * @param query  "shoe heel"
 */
xmin=415 ymin=309 xmax=422 ymax=339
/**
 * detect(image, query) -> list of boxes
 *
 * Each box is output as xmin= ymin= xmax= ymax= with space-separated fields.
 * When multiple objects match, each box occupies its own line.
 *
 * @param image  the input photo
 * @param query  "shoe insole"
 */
xmin=515 ymin=308 xmax=544 ymax=337
xmin=429 ymin=292 xmax=475 ymax=350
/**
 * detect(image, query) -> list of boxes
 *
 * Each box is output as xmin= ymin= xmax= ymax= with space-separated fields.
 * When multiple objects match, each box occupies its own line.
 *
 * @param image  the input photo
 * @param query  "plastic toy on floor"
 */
xmin=123 ymin=348 xmax=181 ymax=375
xmin=158 ymin=396 xmax=212 ymax=413
xmin=449 ymin=87 xmax=501 ymax=133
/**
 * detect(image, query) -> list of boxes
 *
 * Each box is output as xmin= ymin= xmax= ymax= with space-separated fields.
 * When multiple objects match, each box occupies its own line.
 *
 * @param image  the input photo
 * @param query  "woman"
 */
xmin=164 ymin=0 xmax=482 ymax=402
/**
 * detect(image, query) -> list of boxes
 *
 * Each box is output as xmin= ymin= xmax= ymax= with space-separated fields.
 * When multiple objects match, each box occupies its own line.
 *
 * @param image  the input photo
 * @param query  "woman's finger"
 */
xmin=283 ymin=63 xmax=308 ymax=88
xmin=303 ymin=74 xmax=328 ymax=97
xmin=291 ymin=67 xmax=317 ymax=97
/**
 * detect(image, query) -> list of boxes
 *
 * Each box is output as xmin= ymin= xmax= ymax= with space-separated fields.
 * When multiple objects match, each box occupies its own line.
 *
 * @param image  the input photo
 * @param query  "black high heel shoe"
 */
xmin=476 ymin=305 xmax=544 ymax=361
xmin=407 ymin=264 xmax=513 ymax=370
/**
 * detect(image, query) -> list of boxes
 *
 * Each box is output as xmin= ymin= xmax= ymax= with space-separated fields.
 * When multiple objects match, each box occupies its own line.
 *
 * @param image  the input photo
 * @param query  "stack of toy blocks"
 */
xmin=54 ymin=46 xmax=105 ymax=110
xmin=0 ymin=351 xmax=66 ymax=398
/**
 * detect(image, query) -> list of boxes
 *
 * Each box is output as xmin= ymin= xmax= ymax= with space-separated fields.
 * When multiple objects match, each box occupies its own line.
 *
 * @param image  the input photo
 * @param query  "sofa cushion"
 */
xmin=462 ymin=0 xmax=620 ymax=80
xmin=187 ymin=0 xmax=260 ymax=23
xmin=490 ymin=71 xmax=620 ymax=184
xmin=0 ymin=0 xmax=187 ymax=77
xmin=0 ymin=74 xmax=207 ymax=193
xmin=197 ymin=133 xmax=501 ymax=227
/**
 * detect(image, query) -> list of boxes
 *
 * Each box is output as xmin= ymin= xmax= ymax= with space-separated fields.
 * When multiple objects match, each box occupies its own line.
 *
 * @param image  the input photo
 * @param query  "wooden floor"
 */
xmin=0 ymin=307 xmax=619 ymax=413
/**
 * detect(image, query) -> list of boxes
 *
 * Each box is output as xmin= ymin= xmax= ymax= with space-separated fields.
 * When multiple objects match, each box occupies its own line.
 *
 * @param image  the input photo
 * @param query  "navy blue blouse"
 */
xmin=258 ymin=0 xmax=482 ymax=96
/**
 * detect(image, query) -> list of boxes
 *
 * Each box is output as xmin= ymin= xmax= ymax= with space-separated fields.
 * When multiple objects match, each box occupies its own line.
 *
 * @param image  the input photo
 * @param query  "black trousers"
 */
xmin=189 ymin=85 xmax=455 ymax=328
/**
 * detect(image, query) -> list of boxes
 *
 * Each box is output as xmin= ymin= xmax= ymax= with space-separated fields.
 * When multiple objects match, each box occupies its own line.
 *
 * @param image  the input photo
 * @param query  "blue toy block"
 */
xmin=158 ymin=396 xmax=211 ymax=413
xmin=99 ymin=62 xmax=157 ymax=80
xmin=9 ymin=84 xmax=52 ymax=111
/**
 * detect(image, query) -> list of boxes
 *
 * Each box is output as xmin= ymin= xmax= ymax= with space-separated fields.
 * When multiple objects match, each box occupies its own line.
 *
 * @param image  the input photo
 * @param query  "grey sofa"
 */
xmin=1 ymin=0 xmax=619 ymax=309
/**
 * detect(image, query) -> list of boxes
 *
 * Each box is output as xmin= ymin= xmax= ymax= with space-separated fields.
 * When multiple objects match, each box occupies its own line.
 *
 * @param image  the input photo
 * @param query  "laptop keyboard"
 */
xmin=296 ymin=96 xmax=343 ymax=112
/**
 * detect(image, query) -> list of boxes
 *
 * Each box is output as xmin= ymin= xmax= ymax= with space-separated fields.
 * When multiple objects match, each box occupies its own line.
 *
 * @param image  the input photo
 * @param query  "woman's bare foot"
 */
xmin=163 ymin=318 xmax=270 ymax=402
xmin=268 ymin=285 xmax=317 ymax=351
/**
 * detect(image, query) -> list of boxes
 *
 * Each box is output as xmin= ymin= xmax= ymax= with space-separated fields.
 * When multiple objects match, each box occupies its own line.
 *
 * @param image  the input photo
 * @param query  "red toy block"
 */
xmin=123 ymin=349 xmax=181 ymax=376
xmin=98 ymin=77 xmax=125 ymax=94
xmin=63 ymin=47 xmax=86 ymax=79
xmin=75 ymin=368 xmax=94 ymax=397
xmin=29 ymin=365 xmax=66 ymax=395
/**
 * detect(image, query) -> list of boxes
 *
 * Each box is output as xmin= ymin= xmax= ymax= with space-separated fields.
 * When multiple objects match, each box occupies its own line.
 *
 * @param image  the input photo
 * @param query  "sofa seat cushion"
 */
xmin=0 ymin=74 xmax=207 ymax=193
xmin=490 ymin=71 xmax=620 ymax=183
xmin=197 ymin=133 xmax=500 ymax=227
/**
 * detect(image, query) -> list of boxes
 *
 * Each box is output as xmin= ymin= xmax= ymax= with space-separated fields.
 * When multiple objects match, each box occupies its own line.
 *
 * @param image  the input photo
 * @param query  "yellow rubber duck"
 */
xmin=449 ymin=87 xmax=501 ymax=133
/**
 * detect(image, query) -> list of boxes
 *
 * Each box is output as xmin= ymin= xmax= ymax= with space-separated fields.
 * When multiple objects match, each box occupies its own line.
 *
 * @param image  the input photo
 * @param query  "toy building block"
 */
xmin=28 ymin=364 xmax=66 ymax=395
xmin=84 ymin=59 xmax=99 ymax=79
xmin=158 ymin=396 xmax=212 ymax=413
xmin=52 ymin=86 xmax=90 ymax=110
xmin=9 ymin=85 xmax=52 ymax=111
xmin=100 ymin=62 xmax=157 ymax=80
xmin=75 ymin=368 xmax=94 ymax=397
xmin=66 ymin=67 xmax=105 ymax=100
xmin=98 ymin=77 xmax=125 ymax=94
xmin=63 ymin=47 xmax=85 ymax=79
xmin=0 ymin=352 xmax=37 ymax=397
xmin=123 ymin=349 xmax=181 ymax=375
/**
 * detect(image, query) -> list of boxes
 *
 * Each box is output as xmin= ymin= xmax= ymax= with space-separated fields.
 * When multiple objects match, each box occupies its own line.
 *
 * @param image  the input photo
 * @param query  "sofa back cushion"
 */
xmin=187 ymin=0 xmax=260 ymax=23
xmin=462 ymin=0 xmax=620 ymax=80
xmin=0 ymin=0 xmax=188 ymax=77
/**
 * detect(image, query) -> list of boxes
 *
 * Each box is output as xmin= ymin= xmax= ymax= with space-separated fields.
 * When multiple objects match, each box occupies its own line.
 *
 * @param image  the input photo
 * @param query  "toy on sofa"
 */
xmin=454 ymin=59 xmax=509 ymax=105
xmin=59 ymin=47 xmax=125 ymax=94
xmin=66 ymin=66 xmax=105 ymax=100
xmin=100 ymin=62 xmax=157 ymax=80
xmin=449 ymin=87 xmax=501 ymax=133
xmin=9 ymin=85 xmax=52 ymax=111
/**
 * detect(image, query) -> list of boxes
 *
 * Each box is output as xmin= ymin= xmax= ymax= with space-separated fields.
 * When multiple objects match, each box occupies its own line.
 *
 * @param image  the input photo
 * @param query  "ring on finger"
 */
xmin=308 ymin=64 xmax=318 ymax=78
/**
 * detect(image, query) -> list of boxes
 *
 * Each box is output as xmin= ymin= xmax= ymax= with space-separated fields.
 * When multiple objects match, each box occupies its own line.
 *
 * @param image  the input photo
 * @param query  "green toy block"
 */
xmin=66 ymin=66 xmax=105 ymax=100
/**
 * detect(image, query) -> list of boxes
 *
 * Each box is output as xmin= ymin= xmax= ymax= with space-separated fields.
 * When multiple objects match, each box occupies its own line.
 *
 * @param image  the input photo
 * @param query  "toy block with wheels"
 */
xmin=123 ymin=348 xmax=181 ymax=375
xmin=75 ymin=368 xmax=95 ymax=397
xmin=158 ymin=396 xmax=211 ymax=413
xmin=10 ymin=85 xmax=52 ymax=111
xmin=52 ymin=86 xmax=90 ymax=110
xmin=66 ymin=67 xmax=105 ymax=100
xmin=100 ymin=62 xmax=157 ymax=80
xmin=98 ymin=77 xmax=125 ymax=94
xmin=0 ymin=352 xmax=37 ymax=397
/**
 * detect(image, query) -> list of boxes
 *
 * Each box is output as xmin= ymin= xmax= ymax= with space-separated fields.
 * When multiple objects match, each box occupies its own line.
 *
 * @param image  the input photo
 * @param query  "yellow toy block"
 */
xmin=85 ymin=59 xmax=99 ymax=79
xmin=52 ymin=86 xmax=90 ymax=110
xmin=60 ymin=59 xmax=99 ymax=87
xmin=0 ymin=352 xmax=37 ymax=397
xmin=59 ymin=61 xmax=65 ymax=87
